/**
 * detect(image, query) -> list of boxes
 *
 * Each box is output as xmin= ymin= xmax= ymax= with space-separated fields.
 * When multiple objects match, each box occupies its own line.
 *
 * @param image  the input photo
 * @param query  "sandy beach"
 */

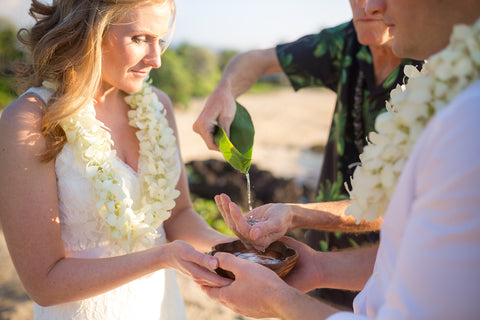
xmin=0 ymin=87 xmax=336 ymax=320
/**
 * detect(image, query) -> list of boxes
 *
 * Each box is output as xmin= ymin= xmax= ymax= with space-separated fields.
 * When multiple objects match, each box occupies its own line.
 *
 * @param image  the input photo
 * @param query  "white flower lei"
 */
xmin=60 ymin=81 xmax=180 ymax=252
xmin=346 ymin=19 xmax=480 ymax=222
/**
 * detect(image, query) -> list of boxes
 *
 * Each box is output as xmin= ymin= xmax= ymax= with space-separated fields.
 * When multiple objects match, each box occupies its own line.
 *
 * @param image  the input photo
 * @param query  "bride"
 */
xmin=0 ymin=0 xmax=232 ymax=319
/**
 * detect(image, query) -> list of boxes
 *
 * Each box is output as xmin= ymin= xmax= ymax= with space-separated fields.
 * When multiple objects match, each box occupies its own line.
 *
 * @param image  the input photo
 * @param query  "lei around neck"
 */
xmin=346 ymin=19 xmax=480 ymax=222
xmin=60 ymin=81 xmax=180 ymax=252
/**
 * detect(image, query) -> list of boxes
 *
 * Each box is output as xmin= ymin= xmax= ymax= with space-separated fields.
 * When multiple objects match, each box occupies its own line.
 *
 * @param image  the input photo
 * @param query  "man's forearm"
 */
xmin=273 ymin=286 xmax=339 ymax=320
xmin=316 ymin=245 xmax=379 ymax=291
xmin=289 ymin=200 xmax=382 ymax=232
xmin=218 ymin=48 xmax=282 ymax=98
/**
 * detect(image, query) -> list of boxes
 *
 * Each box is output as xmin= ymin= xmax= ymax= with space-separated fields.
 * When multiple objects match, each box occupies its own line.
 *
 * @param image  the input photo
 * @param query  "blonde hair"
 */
xmin=16 ymin=0 xmax=176 ymax=161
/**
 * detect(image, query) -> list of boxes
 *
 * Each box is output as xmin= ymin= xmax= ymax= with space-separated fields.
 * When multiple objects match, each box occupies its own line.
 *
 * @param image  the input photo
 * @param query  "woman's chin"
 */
xmin=122 ymin=81 xmax=146 ymax=94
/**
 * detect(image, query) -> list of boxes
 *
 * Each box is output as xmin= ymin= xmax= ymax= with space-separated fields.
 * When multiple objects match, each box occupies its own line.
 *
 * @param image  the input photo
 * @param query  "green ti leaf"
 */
xmin=214 ymin=102 xmax=255 ymax=173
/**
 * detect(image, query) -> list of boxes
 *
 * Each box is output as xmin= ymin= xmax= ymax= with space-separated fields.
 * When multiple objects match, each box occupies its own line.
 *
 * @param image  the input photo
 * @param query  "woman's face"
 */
xmin=102 ymin=3 xmax=173 ymax=93
xmin=350 ymin=0 xmax=393 ymax=47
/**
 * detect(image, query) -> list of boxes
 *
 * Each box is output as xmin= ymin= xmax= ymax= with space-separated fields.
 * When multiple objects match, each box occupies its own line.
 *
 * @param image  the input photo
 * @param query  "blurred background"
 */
xmin=0 ymin=1 xmax=352 ymax=319
xmin=0 ymin=0 xmax=351 ymax=108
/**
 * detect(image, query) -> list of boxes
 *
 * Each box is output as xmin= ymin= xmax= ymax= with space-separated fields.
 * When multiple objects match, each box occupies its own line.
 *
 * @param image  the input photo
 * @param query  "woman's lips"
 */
xmin=132 ymin=69 xmax=150 ymax=77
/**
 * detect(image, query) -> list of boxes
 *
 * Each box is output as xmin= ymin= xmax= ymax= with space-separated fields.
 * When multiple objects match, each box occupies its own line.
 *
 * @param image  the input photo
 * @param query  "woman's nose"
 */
xmin=144 ymin=43 xmax=162 ymax=69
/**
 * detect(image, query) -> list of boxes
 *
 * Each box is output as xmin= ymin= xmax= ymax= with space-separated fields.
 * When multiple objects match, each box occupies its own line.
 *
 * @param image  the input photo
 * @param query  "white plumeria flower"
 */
xmin=60 ymin=80 xmax=180 ymax=252
xmin=346 ymin=18 xmax=480 ymax=222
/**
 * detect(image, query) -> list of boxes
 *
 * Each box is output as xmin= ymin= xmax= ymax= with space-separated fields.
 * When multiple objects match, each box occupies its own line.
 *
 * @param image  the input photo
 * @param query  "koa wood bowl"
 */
xmin=209 ymin=239 xmax=298 ymax=279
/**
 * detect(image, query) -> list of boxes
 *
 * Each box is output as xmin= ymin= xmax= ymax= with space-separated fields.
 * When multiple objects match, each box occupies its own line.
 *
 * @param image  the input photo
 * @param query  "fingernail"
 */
xmin=209 ymin=258 xmax=218 ymax=269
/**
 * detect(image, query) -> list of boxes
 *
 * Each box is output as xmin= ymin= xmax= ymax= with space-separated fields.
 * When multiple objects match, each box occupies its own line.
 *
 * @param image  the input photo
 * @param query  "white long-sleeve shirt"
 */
xmin=329 ymin=79 xmax=480 ymax=320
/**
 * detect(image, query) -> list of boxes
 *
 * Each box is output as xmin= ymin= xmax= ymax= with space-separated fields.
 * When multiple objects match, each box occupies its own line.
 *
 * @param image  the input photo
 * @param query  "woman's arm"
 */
xmin=0 ymin=95 xmax=228 ymax=306
xmin=162 ymin=167 xmax=233 ymax=253
xmin=155 ymin=88 xmax=233 ymax=253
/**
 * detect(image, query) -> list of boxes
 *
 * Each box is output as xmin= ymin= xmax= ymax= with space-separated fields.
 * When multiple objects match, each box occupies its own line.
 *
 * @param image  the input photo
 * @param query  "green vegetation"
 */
xmin=150 ymin=43 xmax=222 ymax=107
xmin=192 ymin=196 xmax=235 ymax=237
xmin=0 ymin=19 xmax=24 ymax=109
xmin=0 ymin=18 xmax=287 ymax=110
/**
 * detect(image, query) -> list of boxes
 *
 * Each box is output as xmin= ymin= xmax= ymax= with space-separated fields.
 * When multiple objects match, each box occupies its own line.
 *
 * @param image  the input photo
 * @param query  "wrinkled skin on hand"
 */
xmin=192 ymin=89 xmax=237 ymax=151
xmin=214 ymin=193 xmax=291 ymax=251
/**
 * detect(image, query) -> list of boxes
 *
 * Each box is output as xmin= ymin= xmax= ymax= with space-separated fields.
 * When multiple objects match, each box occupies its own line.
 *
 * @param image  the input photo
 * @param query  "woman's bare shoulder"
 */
xmin=1 ymin=93 xmax=46 ymax=132
xmin=0 ymin=93 xmax=47 ymax=159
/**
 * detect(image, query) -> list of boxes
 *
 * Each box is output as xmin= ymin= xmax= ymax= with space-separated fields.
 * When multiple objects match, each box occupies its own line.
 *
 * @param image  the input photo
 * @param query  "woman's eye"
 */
xmin=132 ymin=36 xmax=147 ymax=44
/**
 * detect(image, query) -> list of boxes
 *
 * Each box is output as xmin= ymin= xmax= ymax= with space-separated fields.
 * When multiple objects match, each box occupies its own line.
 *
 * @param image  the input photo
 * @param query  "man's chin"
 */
xmin=357 ymin=32 xmax=392 ymax=48
xmin=392 ymin=42 xmax=428 ymax=61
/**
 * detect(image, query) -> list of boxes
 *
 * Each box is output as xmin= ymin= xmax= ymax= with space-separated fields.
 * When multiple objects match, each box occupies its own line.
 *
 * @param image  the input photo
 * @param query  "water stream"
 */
xmin=246 ymin=172 xmax=252 ymax=211
xmin=245 ymin=172 xmax=260 ymax=226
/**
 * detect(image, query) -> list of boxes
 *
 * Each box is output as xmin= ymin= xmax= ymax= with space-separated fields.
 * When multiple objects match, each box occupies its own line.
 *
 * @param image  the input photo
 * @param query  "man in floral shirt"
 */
xmin=194 ymin=1 xmax=422 ymax=308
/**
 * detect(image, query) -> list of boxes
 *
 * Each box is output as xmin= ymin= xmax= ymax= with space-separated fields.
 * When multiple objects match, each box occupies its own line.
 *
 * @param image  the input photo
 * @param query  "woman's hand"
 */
xmin=215 ymin=193 xmax=292 ymax=251
xmin=164 ymin=240 xmax=231 ymax=287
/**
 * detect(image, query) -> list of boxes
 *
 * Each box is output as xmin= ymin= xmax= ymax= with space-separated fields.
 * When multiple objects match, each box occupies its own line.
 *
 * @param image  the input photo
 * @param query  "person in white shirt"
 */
xmin=200 ymin=0 xmax=480 ymax=319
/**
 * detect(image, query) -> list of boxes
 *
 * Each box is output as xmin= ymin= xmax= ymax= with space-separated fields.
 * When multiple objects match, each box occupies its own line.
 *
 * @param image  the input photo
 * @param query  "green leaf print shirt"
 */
xmin=276 ymin=21 xmax=423 ymax=202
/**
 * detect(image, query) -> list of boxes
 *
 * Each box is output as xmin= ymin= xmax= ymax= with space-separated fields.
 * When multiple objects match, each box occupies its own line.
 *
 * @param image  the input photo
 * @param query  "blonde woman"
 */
xmin=0 ymin=0 xmax=231 ymax=319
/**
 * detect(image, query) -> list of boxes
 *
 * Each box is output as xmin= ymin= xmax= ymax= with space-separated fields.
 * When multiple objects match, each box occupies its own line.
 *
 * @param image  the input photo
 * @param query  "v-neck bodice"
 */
xmin=24 ymin=86 xmax=187 ymax=320
xmin=55 ymin=144 xmax=146 ymax=252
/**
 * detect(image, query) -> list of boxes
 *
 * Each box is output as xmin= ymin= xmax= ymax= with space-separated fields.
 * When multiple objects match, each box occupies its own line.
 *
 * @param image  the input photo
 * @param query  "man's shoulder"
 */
xmin=312 ymin=20 xmax=360 ymax=55
xmin=317 ymin=20 xmax=356 ymax=41
xmin=322 ymin=20 xmax=354 ymax=34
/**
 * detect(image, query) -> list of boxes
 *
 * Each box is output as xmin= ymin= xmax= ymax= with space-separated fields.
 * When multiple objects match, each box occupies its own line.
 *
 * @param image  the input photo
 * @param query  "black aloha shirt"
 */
xmin=276 ymin=21 xmax=423 ymax=203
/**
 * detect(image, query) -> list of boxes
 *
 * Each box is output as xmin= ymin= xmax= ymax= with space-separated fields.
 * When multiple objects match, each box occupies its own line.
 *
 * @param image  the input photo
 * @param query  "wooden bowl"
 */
xmin=209 ymin=239 xmax=298 ymax=279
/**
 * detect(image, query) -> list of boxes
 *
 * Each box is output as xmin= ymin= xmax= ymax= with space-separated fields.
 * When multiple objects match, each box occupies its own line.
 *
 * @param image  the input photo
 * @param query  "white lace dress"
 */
xmin=25 ymin=87 xmax=187 ymax=320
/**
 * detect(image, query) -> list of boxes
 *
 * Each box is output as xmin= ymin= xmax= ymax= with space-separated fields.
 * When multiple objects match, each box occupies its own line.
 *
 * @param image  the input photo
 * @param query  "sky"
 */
xmin=1 ymin=0 xmax=352 ymax=50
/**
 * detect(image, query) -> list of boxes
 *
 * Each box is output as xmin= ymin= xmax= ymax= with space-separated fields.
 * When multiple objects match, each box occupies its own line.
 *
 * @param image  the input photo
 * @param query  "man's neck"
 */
xmin=369 ymin=45 xmax=404 ymax=87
